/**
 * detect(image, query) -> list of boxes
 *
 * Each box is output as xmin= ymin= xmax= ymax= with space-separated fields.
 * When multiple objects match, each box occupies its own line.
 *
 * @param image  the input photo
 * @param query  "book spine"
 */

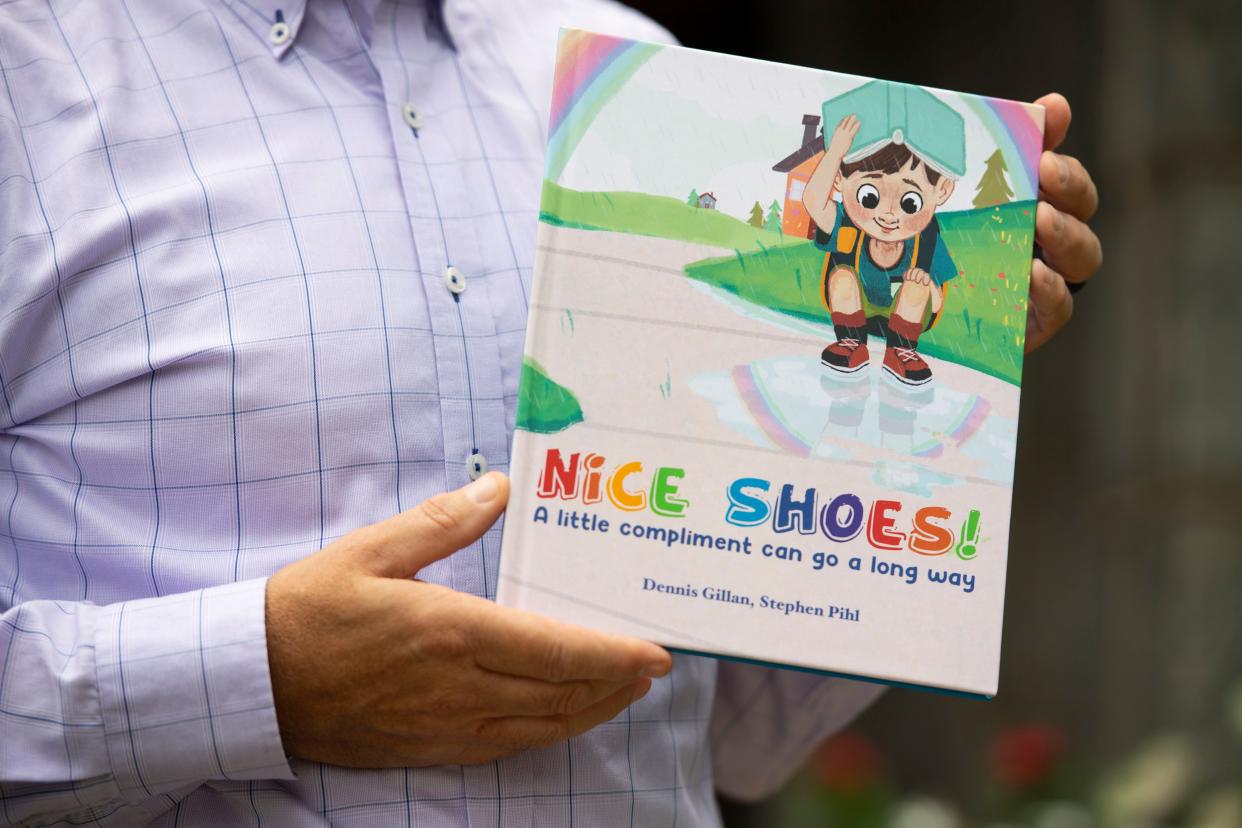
xmin=496 ymin=226 xmax=558 ymax=612
xmin=496 ymin=428 xmax=536 ymax=610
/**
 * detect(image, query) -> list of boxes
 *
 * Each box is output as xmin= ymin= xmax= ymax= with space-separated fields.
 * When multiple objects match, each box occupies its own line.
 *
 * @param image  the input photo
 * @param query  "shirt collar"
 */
xmin=224 ymin=0 xmax=451 ymax=59
xmin=221 ymin=0 xmax=306 ymax=59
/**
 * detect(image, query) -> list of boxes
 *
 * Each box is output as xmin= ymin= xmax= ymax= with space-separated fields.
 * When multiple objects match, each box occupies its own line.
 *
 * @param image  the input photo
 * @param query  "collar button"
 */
xmin=268 ymin=21 xmax=291 ymax=46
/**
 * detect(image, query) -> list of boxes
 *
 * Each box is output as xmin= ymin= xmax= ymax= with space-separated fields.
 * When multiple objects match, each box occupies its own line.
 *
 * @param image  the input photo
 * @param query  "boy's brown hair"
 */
xmin=839 ymin=143 xmax=942 ymax=185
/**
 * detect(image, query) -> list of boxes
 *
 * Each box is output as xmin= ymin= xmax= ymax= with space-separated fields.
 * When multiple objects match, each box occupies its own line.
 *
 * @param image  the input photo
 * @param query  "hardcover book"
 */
xmin=496 ymin=29 xmax=1045 ymax=697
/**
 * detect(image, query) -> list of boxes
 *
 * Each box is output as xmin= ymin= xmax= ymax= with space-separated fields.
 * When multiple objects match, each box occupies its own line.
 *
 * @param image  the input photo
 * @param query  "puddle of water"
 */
xmin=682 ymin=277 xmax=1018 ymax=495
xmin=688 ymin=354 xmax=1017 ymax=495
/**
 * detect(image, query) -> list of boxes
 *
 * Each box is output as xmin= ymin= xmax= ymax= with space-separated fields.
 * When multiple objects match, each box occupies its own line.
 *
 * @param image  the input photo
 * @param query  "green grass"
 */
xmin=516 ymin=358 xmax=584 ymax=434
xmin=681 ymin=202 xmax=1037 ymax=386
xmin=540 ymin=179 xmax=785 ymax=251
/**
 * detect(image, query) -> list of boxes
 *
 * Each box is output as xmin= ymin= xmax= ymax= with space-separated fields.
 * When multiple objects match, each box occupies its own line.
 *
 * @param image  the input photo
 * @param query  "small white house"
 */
xmin=696 ymin=191 xmax=717 ymax=210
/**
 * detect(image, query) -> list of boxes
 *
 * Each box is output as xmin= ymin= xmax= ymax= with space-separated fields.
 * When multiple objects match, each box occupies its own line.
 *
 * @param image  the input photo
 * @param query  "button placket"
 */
xmin=380 ymin=51 xmax=495 ymax=516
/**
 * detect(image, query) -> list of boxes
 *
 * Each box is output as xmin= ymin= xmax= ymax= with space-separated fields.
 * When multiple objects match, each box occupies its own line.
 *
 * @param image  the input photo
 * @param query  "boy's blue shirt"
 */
xmin=814 ymin=201 xmax=958 ymax=309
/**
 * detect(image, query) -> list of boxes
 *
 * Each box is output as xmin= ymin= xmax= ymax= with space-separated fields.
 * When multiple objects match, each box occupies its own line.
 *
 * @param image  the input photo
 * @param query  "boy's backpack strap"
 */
xmin=914 ymin=219 xmax=939 ymax=272
xmin=851 ymin=229 xmax=869 ymax=272
xmin=836 ymin=226 xmax=860 ymax=254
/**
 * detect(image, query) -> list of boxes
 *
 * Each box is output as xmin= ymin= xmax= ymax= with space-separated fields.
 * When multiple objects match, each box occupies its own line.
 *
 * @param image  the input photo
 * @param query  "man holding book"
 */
xmin=0 ymin=0 xmax=1101 ymax=825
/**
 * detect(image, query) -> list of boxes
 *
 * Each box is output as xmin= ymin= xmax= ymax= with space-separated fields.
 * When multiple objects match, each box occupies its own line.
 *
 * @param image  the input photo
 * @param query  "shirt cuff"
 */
xmin=94 ymin=578 xmax=295 ymax=797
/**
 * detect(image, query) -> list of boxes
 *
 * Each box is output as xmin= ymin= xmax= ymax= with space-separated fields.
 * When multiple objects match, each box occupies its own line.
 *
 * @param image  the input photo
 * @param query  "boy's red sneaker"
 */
xmin=882 ymin=345 xmax=933 ymax=385
xmin=821 ymin=338 xmax=870 ymax=374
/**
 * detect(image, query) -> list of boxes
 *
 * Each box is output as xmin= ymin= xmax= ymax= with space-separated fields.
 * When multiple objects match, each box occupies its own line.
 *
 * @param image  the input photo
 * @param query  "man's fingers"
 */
xmin=1035 ymin=92 xmax=1071 ymax=151
xmin=1026 ymin=259 xmax=1074 ymax=353
xmin=474 ymin=679 xmax=652 ymax=751
xmin=1035 ymin=201 xmax=1103 ymax=285
xmin=342 ymin=472 xmax=510 ymax=578
xmin=1039 ymin=151 xmax=1098 ymax=222
xmin=471 ymin=603 xmax=671 ymax=683
xmin=483 ymin=674 xmax=637 ymax=718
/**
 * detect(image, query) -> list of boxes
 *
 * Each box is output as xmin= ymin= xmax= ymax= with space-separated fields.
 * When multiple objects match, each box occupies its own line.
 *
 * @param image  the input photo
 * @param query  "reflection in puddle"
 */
xmin=688 ymin=355 xmax=1016 ymax=495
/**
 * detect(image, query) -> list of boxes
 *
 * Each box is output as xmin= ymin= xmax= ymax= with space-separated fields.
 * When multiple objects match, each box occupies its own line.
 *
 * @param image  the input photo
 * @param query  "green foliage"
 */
xmin=973 ymin=149 xmax=1015 ymax=209
xmin=682 ymin=202 xmax=1037 ymax=386
xmin=765 ymin=199 xmax=783 ymax=233
xmin=542 ymin=179 xmax=784 ymax=251
xmin=748 ymin=200 xmax=765 ymax=228
xmin=687 ymin=188 xmax=699 ymax=207
xmin=515 ymin=358 xmax=584 ymax=434
xmin=684 ymin=239 xmax=827 ymax=319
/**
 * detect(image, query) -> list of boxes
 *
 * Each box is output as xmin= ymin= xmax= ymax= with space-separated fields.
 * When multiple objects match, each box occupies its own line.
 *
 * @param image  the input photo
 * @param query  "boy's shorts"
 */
xmin=821 ymin=261 xmax=944 ymax=334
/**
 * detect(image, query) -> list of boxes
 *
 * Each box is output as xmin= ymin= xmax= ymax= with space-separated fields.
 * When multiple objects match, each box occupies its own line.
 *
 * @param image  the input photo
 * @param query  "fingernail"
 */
xmin=1056 ymin=154 xmax=1069 ymax=188
xmin=464 ymin=473 xmax=498 ymax=504
xmin=640 ymin=661 xmax=669 ymax=678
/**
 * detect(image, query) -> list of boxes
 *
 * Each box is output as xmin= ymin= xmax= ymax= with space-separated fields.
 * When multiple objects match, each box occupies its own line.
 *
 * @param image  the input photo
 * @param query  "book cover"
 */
xmin=496 ymin=29 xmax=1045 ymax=698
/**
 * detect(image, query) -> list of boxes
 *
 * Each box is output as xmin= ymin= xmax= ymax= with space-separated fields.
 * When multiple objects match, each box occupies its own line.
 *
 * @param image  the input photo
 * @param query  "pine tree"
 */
xmin=973 ymin=149 xmax=1014 ymax=209
xmin=747 ymin=201 xmax=764 ymax=228
xmin=764 ymin=200 xmax=783 ymax=233
xmin=687 ymin=188 xmax=700 ymax=207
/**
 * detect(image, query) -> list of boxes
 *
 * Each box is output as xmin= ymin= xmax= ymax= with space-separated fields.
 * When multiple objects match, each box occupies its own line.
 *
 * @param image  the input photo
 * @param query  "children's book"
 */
xmin=496 ymin=29 xmax=1045 ymax=698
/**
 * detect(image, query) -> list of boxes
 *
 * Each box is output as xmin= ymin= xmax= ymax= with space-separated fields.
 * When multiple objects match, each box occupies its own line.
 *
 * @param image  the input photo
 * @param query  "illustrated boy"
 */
xmin=803 ymin=80 xmax=967 ymax=385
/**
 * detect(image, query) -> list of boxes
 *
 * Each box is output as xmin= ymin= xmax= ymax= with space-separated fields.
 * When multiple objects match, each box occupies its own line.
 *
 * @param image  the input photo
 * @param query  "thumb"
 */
xmin=345 ymin=472 xmax=510 ymax=579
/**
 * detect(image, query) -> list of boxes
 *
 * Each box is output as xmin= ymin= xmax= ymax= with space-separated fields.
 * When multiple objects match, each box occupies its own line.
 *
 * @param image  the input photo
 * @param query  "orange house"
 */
xmin=773 ymin=114 xmax=825 ymax=239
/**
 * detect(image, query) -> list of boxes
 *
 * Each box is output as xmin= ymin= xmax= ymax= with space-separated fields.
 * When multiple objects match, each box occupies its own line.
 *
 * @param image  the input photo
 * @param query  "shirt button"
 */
xmin=402 ymin=103 xmax=423 ymax=130
xmin=268 ymin=21 xmax=291 ymax=45
xmin=444 ymin=265 xmax=466 ymax=295
xmin=468 ymin=451 xmax=488 ymax=481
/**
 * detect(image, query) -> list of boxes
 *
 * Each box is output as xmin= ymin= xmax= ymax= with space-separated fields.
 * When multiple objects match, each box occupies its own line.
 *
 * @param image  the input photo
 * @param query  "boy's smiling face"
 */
xmin=837 ymin=152 xmax=955 ymax=242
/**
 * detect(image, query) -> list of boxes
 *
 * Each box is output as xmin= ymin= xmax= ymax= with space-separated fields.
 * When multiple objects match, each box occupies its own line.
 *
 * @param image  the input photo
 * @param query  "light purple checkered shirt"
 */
xmin=0 ymin=0 xmax=883 ymax=824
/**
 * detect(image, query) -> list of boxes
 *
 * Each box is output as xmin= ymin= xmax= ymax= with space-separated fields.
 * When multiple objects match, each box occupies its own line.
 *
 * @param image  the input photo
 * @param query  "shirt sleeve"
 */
xmin=0 ymin=579 xmax=294 ymax=825
xmin=710 ymin=662 xmax=886 ymax=801
xmin=813 ymin=201 xmax=850 ymax=251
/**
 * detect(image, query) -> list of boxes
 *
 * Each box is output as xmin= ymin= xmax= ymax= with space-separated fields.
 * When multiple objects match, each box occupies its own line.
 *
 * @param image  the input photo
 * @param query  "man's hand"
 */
xmin=1027 ymin=93 xmax=1103 ymax=352
xmin=827 ymin=114 xmax=860 ymax=159
xmin=265 ymin=472 xmax=671 ymax=768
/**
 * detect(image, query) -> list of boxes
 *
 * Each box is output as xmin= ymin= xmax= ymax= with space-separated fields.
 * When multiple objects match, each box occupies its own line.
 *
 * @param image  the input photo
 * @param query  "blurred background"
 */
xmin=624 ymin=1 xmax=1242 ymax=826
